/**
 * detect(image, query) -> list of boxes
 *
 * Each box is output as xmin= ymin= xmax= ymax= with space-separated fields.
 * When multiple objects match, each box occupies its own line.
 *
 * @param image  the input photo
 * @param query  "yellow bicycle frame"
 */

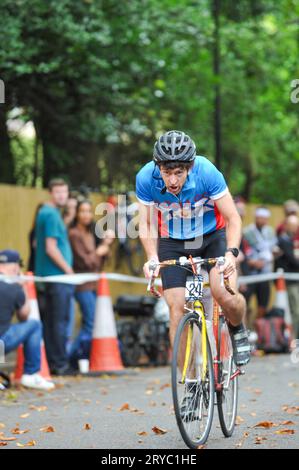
xmin=181 ymin=298 xmax=208 ymax=383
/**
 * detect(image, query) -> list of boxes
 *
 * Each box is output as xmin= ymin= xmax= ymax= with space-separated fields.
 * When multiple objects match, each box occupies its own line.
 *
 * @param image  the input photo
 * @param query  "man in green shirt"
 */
xmin=35 ymin=178 xmax=74 ymax=376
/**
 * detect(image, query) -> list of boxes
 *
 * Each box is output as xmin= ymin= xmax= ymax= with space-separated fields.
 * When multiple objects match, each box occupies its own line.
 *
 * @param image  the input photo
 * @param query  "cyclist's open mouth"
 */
xmin=169 ymin=186 xmax=179 ymax=193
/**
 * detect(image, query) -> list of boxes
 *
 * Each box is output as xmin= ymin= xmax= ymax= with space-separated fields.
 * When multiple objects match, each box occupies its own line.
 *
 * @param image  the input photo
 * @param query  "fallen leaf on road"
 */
xmin=254 ymin=421 xmax=278 ymax=429
xmin=197 ymin=445 xmax=206 ymax=450
xmin=146 ymin=390 xmax=153 ymax=396
xmin=235 ymin=432 xmax=249 ymax=448
xmin=19 ymin=413 xmax=30 ymax=419
xmin=160 ymin=383 xmax=170 ymax=391
xmin=29 ymin=405 xmax=47 ymax=412
xmin=250 ymin=413 xmax=257 ymax=417
xmin=0 ymin=435 xmax=17 ymax=441
xmin=0 ymin=423 xmax=5 ymax=429
xmin=282 ymin=406 xmax=299 ymax=415
xmin=84 ymin=424 xmax=91 ymax=430
xmin=151 ymin=379 xmax=161 ymax=385
xmin=152 ymin=426 xmax=167 ymax=435
xmin=253 ymin=389 xmax=262 ymax=395
xmin=137 ymin=431 xmax=148 ymax=436
xmin=0 ymin=442 xmax=8 ymax=447
xmin=275 ymin=429 xmax=295 ymax=435
xmin=40 ymin=426 xmax=55 ymax=433
xmin=130 ymin=407 xmax=141 ymax=413
xmin=255 ymin=436 xmax=267 ymax=445
xmin=149 ymin=401 xmax=157 ymax=407
xmin=235 ymin=416 xmax=244 ymax=425
xmin=17 ymin=440 xmax=36 ymax=447
xmin=119 ymin=403 xmax=130 ymax=411
xmin=100 ymin=388 xmax=108 ymax=395
xmin=11 ymin=428 xmax=29 ymax=435
xmin=280 ymin=421 xmax=295 ymax=426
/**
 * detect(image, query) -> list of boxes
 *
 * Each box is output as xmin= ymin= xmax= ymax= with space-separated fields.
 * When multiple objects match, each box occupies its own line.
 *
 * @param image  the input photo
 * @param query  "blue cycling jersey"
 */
xmin=136 ymin=156 xmax=228 ymax=239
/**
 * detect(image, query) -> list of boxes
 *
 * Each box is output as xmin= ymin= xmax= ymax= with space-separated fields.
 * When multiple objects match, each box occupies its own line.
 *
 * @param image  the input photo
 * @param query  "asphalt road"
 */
xmin=0 ymin=354 xmax=298 ymax=450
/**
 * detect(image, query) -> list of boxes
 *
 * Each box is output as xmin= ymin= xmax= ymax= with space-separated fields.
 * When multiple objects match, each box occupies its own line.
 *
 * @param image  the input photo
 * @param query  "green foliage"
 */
xmin=0 ymin=0 xmax=298 ymax=202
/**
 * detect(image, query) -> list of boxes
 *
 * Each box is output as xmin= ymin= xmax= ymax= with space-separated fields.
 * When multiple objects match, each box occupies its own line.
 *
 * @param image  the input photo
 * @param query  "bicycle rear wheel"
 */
xmin=216 ymin=319 xmax=238 ymax=437
xmin=172 ymin=312 xmax=215 ymax=449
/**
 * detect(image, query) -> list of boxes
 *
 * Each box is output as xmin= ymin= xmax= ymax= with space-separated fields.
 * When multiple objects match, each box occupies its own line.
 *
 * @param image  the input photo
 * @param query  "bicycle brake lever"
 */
xmin=216 ymin=257 xmax=225 ymax=288
xmin=147 ymin=274 xmax=161 ymax=298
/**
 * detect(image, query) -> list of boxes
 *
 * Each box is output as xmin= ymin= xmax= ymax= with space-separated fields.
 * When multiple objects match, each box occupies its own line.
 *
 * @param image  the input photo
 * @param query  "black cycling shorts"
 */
xmin=158 ymin=228 xmax=227 ymax=290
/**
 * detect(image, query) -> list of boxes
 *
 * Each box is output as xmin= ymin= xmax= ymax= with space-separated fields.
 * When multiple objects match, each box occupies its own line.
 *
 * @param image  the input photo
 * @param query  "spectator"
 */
xmin=0 ymin=250 xmax=54 ymax=390
xmin=63 ymin=194 xmax=78 ymax=228
xmin=27 ymin=203 xmax=44 ymax=273
xmin=243 ymin=207 xmax=278 ymax=318
xmin=277 ymin=199 xmax=299 ymax=236
xmin=275 ymin=215 xmax=299 ymax=338
xmin=68 ymin=200 xmax=115 ymax=366
xmin=63 ymin=194 xmax=79 ymax=349
xmin=35 ymin=178 xmax=75 ymax=376
xmin=234 ymin=196 xmax=252 ymax=305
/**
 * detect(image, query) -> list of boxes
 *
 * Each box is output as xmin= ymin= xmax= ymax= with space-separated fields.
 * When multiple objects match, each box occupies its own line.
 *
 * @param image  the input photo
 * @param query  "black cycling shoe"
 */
xmin=180 ymin=381 xmax=200 ymax=422
xmin=228 ymin=323 xmax=251 ymax=366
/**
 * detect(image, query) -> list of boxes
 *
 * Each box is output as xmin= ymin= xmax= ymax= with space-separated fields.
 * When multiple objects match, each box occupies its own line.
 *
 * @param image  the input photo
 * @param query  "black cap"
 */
xmin=0 ymin=249 xmax=23 ymax=266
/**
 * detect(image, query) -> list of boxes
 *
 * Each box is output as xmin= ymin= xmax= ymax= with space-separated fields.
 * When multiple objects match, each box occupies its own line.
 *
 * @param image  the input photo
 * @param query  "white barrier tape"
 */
xmin=0 ymin=271 xmax=298 ymax=286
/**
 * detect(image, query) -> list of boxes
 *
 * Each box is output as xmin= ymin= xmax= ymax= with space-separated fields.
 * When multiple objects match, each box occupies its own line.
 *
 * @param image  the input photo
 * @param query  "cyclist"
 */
xmin=136 ymin=130 xmax=251 ymax=368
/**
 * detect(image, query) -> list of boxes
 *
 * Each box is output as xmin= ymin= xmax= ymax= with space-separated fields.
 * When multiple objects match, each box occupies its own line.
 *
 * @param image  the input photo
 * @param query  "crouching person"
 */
xmin=0 ymin=250 xmax=55 ymax=391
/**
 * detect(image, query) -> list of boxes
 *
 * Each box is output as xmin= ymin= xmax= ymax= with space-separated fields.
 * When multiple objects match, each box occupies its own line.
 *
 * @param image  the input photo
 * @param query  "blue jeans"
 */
xmin=38 ymin=283 xmax=74 ymax=370
xmin=69 ymin=290 xmax=96 ymax=361
xmin=0 ymin=320 xmax=42 ymax=374
xmin=66 ymin=297 xmax=76 ymax=355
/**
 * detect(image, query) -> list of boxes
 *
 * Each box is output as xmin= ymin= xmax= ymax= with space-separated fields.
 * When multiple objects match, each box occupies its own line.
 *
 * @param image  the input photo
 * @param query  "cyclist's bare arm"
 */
xmin=214 ymin=192 xmax=242 ymax=277
xmin=215 ymin=191 xmax=242 ymax=248
xmin=138 ymin=202 xmax=159 ymax=278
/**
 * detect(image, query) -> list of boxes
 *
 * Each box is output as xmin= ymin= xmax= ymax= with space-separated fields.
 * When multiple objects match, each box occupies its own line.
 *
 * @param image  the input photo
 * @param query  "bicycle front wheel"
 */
xmin=216 ymin=320 xmax=238 ymax=437
xmin=172 ymin=312 xmax=215 ymax=449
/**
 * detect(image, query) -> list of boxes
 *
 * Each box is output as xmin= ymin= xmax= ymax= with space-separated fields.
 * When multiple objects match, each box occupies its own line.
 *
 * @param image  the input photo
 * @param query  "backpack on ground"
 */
xmin=255 ymin=309 xmax=289 ymax=354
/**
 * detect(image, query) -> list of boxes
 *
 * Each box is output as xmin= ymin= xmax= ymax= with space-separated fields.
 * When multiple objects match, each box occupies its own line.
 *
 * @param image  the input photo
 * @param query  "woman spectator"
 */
xmin=27 ymin=203 xmax=44 ymax=272
xmin=68 ymin=200 xmax=115 ymax=366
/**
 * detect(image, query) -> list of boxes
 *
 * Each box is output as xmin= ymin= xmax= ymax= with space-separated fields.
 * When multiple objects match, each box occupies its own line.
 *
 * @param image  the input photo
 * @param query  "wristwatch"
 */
xmin=226 ymin=247 xmax=239 ymax=258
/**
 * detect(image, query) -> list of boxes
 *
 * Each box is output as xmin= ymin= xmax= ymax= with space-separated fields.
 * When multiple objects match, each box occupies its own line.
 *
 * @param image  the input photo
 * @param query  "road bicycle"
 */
xmin=147 ymin=255 xmax=244 ymax=449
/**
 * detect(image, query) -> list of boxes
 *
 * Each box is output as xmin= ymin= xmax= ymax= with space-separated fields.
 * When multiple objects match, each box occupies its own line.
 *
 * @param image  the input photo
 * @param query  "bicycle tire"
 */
xmin=216 ymin=319 xmax=238 ymax=437
xmin=172 ymin=312 xmax=215 ymax=449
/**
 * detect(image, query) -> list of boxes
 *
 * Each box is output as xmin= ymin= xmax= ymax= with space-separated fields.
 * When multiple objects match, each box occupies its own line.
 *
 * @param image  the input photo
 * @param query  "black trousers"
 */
xmin=38 ymin=283 xmax=74 ymax=370
xmin=243 ymin=281 xmax=271 ymax=310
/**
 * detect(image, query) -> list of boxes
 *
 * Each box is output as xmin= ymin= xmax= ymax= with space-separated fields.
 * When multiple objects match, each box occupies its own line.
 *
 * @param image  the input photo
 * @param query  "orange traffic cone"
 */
xmin=89 ymin=274 xmax=124 ymax=374
xmin=274 ymin=269 xmax=293 ymax=344
xmin=14 ymin=272 xmax=51 ymax=381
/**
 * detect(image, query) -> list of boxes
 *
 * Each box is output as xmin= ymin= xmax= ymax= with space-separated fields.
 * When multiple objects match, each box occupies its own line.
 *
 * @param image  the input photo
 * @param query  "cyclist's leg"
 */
xmin=201 ymin=228 xmax=246 ymax=326
xmin=158 ymin=238 xmax=190 ymax=370
xmin=209 ymin=267 xmax=246 ymax=326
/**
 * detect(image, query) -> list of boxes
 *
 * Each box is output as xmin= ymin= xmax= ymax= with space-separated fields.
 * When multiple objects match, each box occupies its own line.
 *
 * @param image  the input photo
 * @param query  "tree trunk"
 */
xmin=0 ymin=106 xmax=15 ymax=184
xmin=212 ymin=0 xmax=222 ymax=170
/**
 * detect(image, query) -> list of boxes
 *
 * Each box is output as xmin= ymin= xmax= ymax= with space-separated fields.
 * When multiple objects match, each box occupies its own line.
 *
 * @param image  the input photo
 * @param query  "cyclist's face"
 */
xmin=160 ymin=166 xmax=188 ymax=195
